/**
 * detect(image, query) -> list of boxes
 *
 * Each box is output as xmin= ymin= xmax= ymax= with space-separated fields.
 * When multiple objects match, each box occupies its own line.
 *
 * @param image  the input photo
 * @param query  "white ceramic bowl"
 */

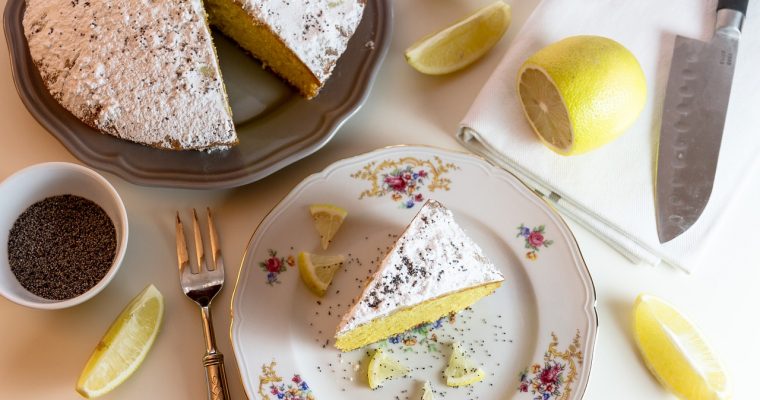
xmin=0 ymin=162 xmax=128 ymax=309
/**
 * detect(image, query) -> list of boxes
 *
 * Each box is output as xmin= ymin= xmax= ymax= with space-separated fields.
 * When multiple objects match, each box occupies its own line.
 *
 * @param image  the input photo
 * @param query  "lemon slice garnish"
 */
xmin=76 ymin=284 xmax=164 ymax=398
xmin=367 ymin=349 xmax=409 ymax=389
xmin=405 ymin=1 xmax=511 ymax=75
xmin=418 ymin=380 xmax=434 ymax=400
xmin=309 ymin=204 xmax=348 ymax=250
xmin=297 ymin=252 xmax=345 ymax=297
xmin=633 ymin=294 xmax=731 ymax=400
xmin=444 ymin=342 xmax=485 ymax=387
xmin=517 ymin=35 xmax=647 ymax=155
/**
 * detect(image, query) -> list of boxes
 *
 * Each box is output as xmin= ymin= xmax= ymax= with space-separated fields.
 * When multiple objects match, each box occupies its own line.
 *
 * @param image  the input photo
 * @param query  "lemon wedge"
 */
xmin=297 ymin=252 xmax=345 ymax=297
xmin=633 ymin=294 xmax=731 ymax=400
xmin=405 ymin=1 xmax=511 ymax=75
xmin=367 ymin=349 xmax=409 ymax=389
xmin=309 ymin=204 xmax=348 ymax=250
xmin=418 ymin=380 xmax=434 ymax=400
xmin=76 ymin=284 xmax=164 ymax=398
xmin=444 ymin=342 xmax=485 ymax=387
xmin=517 ymin=35 xmax=647 ymax=155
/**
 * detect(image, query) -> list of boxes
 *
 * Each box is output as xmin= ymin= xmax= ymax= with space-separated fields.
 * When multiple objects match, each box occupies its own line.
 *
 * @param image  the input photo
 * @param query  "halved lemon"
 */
xmin=405 ymin=1 xmax=511 ymax=75
xmin=309 ymin=204 xmax=348 ymax=250
xmin=444 ymin=342 xmax=485 ymax=387
xmin=367 ymin=349 xmax=409 ymax=389
xmin=297 ymin=252 xmax=345 ymax=297
xmin=633 ymin=294 xmax=731 ymax=400
xmin=76 ymin=284 xmax=164 ymax=398
xmin=517 ymin=35 xmax=647 ymax=155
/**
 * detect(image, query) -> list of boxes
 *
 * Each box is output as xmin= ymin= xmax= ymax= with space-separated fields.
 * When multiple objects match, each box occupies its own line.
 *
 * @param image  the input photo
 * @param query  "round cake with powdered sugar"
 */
xmin=23 ymin=0 xmax=237 ymax=151
xmin=22 ymin=0 xmax=365 ymax=151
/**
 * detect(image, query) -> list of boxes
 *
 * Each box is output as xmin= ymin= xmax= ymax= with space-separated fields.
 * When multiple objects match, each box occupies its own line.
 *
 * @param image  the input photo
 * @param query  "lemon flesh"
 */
xmin=76 ymin=284 xmax=164 ymax=398
xmin=444 ymin=342 xmax=485 ymax=387
xmin=367 ymin=349 xmax=409 ymax=389
xmin=517 ymin=35 xmax=647 ymax=155
xmin=633 ymin=294 xmax=731 ymax=400
xmin=419 ymin=380 xmax=434 ymax=400
xmin=405 ymin=1 xmax=511 ymax=75
xmin=297 ymin=252 xmax=345 ymax=297
xmin=309 ymin=204 xmax=348 ymax=250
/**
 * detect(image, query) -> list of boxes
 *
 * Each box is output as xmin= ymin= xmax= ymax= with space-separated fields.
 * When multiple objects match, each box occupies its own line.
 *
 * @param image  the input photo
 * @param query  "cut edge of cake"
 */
xmin=205 ymin=0 xmax=321 ymax=98
xmin=334 ymin=200 xmax=504 ymax=352
xmin=204 ymin=0 xmax=366 ymax=99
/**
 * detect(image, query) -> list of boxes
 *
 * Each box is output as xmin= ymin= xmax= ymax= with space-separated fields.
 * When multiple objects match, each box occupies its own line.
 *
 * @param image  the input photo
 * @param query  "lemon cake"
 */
xmin=22 ymin=0 xmax=365 ymax=149
xmin=204 ymin=0 xmax=366 ymax=99
xmin=335 ymin=200 xmax=504 ymax=351
xmin=23 ymin=0 xmax=237 ymax=150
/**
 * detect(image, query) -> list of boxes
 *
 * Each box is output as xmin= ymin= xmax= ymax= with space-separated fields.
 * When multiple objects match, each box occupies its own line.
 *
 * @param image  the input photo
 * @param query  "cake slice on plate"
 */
xmin=335 ymin=200 xmax=504 ymax=351
xmin=205 ymin=0 xmax=366 ymax=99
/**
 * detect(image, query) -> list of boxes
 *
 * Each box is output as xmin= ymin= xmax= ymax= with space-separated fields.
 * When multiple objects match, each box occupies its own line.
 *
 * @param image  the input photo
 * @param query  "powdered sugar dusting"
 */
xmin=336 ymin=200 xmax=504 ymax=336
xmin=238 ymin=0 xmax=366 ymax=84
xmin=23 ymin=0 xmax=236 ymax=150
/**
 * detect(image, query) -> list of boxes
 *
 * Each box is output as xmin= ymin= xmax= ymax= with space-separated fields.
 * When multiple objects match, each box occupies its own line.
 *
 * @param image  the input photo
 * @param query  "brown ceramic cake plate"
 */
xmin=3 ymin=0 xmax=392 ymax=189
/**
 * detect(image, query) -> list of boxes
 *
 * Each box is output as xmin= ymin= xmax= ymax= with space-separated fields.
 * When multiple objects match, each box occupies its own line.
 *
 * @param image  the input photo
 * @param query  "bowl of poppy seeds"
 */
xmin=0 ymin=162 xmax=128 ymax=309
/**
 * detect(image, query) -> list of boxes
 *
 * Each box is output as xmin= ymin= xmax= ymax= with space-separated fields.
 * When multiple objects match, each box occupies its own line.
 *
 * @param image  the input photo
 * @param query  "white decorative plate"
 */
xmin=230 ymin=146 xmax=597 ymax=400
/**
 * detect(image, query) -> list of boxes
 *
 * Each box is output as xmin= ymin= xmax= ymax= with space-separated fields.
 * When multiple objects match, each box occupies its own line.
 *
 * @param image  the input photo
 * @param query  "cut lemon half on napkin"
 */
xmin=309 ymin=203 xmax=348 ymax=250
xmin=633 ymin=294 xmax=731 ymax=400
xmin=444 ymin=342 xmax=485 ymax=387
xmin=405 ymin=1 xmax=511 ymax=75
xmin=297 ymin=252 xmax=345 ymax=297
xmin=76 ymin=284 xmax=164 ymax=398
xmin=517 ymin=35 xmax=647 ymax=155
xmin=367 ymin=349 xmax=409 ymax=389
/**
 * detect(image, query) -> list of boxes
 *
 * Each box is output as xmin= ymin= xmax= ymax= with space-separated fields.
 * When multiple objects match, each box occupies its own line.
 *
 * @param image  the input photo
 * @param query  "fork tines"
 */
xmin=175 ymin=208 xmax=224 ymax=274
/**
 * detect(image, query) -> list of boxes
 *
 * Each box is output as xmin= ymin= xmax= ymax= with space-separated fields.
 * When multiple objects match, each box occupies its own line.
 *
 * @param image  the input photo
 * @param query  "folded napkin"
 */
xmin=458 ymin=0 xmax=760 ymax=272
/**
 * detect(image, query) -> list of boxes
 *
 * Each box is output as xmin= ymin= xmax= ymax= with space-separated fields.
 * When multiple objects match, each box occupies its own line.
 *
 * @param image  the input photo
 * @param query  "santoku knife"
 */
xmin=655 ymin=0 xmax=748 ymax=243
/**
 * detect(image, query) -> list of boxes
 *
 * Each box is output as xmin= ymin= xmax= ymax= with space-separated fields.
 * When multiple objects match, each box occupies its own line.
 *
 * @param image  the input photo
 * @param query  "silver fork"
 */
xmin=175 ymin=208 xmax=230 ymax=400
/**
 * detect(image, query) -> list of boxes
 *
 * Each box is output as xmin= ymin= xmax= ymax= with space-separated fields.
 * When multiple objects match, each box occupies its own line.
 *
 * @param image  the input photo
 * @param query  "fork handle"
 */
xmin=203 ymin=352 xmax=230 ymax=400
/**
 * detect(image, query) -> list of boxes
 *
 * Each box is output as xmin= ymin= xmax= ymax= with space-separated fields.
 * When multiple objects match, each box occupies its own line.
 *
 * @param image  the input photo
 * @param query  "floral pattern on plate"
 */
xmin=259 ymin=249 xmax=295 ymax=285
xmin=351 ymin=156 xmax=459 ymax=209
xmin=518 ymin=330 xmax=583 ymax=400
xmin=517 ymin=224 xmax=554 ymax=260
xmin=381 ymin=314 xmax=456 ymax=353
xmin=259 ymin=361 xmax=315 ymax=400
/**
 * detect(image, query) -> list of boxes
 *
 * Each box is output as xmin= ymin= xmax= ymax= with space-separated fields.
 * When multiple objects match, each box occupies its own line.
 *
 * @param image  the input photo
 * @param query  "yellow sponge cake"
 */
xmin=205 ymin=0 xmax=366 ymax=99
xmin=335 ymin=200 xmax=504 ymax=351
xmin=22 ymin=0 xmax=366 ymax=150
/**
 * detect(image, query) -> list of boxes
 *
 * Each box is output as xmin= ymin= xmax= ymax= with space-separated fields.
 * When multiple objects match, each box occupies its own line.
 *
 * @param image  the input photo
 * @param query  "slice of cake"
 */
xmin=335 ymin=200 xmax=504 ymax=351
xmin=204 ymin=0 xmax=366 ymax=99
xmin=23 ymin=0 xmax=237 ymax=150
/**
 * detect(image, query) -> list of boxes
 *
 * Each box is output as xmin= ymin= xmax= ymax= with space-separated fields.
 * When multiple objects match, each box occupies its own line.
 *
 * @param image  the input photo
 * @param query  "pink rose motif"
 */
xmin=418 ymin=170 xmax=428 ymax=178
xmin=292 ymin=375 xmax=302 ymax=384
xmin=539 ymin=364 xmax=562 ymax=385
xmin=384 ymin=175 xmax=406 ymax=192
xmin=414 ymin=193 xmax=424 ymax=202
xmin=519 ymin=383 xmax=528 ymax=392
xmin=265 ymin=257 xmax=282 ymax=273
xmin=528 ymin=231 xmax=545 ymax=247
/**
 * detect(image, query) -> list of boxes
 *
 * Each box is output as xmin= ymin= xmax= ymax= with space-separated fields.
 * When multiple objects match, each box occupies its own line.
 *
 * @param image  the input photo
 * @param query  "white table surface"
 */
xmin=2 ymin=1 xmax=759 ymax=399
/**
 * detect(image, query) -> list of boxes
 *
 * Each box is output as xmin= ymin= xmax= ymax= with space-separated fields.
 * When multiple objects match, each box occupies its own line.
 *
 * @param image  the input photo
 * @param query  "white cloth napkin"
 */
xmin=458 ymin=0 xmax=760 ymax=272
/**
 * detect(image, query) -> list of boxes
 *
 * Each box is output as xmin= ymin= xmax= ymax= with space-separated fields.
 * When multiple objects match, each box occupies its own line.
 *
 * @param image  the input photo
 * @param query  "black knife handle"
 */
xmin=718 ymin=0 xmax=748 ymax=14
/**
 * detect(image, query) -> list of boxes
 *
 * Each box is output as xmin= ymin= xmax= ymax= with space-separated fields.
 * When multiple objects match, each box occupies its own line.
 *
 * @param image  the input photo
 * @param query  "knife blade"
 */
xmin=655 ymin=0 xmax=747 ymax=243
